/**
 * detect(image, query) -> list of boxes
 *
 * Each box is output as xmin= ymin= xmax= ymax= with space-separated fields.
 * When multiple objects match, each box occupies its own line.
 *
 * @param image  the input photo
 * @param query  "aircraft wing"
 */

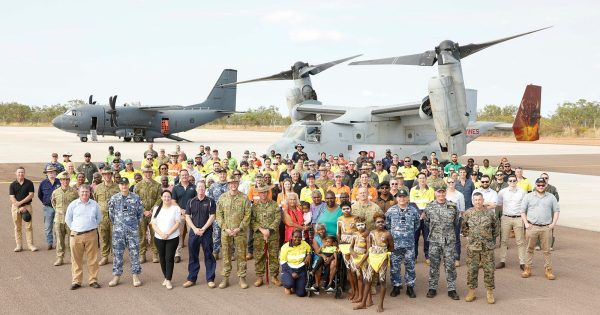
xmin=138 ymin=105 xmax=186 ymax=111
xmin=370 ymin=102 xmax=421 ymax=118
xmin=493 ymin=123 xmax=513 ymax=131
xmin=295 ymin=103 xmax=347 ymax=116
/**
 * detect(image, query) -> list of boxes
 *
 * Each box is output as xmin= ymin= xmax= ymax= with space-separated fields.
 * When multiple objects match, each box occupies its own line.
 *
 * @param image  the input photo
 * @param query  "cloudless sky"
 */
xmin=2 ymin=0 xmax=598 ymax=117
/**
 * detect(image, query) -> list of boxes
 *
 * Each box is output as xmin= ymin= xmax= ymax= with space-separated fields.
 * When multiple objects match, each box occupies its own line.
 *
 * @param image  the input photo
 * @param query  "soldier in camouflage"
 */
xmin=93 ymin=169 xmax=120 ymax=266
xmin=108 ymin=178 xmax=144 ymax=287
xmin=251 ymin=185 xmax=282 ymax=287
xmin=216 ymin=175 xmax=252 ymax=289
xmin=207 ymin=168 xmax=229 ymax=260
xmin=134 ymin=167 xmax=162 ymax=264
xmin=462 ymin=192 xmax=498 ymax=304
xmin=424 ymin=184 xmax=460 ymax=300
xmin=385 ymin=188 xmax=420 ymax=298
xmin=51 ymin=172 xmax=79 ymax=266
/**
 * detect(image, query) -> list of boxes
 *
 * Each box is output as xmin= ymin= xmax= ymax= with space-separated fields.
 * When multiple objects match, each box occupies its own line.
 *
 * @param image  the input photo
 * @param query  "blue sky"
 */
xmin=2 ymin=0 xmax=598 ymax=117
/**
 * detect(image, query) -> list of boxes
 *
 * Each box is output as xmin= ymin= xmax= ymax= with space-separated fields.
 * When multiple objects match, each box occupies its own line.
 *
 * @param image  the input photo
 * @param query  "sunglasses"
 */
xmin=496 ymin=174 xmax=503 ymax=176
xmin=390 ymin=183 xmax=398 ymax=186
xmin=481 ymin=181 xmax=489 ymax=183
xmin=536 ymin=184 xmax=546 ymax=187
xmin=542 ymin=177 xmax=549 ymax=180
xmin=404 ymin=160 xmax=411 ymax=163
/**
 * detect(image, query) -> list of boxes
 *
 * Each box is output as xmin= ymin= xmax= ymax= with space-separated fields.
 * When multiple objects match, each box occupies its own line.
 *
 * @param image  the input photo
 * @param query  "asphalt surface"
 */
xmin=1 ymin=178 xmax=599 ymax=313
xmin=460 ymin=155 xmax=600 ymax=176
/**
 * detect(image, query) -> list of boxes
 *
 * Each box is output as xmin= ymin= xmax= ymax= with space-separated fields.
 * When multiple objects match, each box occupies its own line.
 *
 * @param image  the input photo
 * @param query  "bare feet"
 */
xmin=353 ymin=304 xmax=366 ymax=310
xmin=377 ymin=306 xmax=384 ymax=313
xmin=348 ymin=293 xmax=355 ymax=301
xmin=366 ymin=299 xmax=374 ymax=307
xmin=351 ymin=297 xmax=362 ymax=303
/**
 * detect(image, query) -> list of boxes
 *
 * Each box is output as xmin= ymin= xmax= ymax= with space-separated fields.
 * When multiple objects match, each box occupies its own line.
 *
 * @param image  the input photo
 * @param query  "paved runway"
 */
xmin=1 ymin=126 xmax=600 ymax=313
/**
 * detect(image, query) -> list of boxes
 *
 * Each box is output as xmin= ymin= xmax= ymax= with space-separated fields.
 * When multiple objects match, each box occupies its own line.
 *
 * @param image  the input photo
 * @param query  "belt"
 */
xmin=503 ymin=214 xmax=521 ymax=218
xmin=74 ymin=228 xmax=97 ymax=235
xmin=527 ymin=221 xmax=549 ymax=227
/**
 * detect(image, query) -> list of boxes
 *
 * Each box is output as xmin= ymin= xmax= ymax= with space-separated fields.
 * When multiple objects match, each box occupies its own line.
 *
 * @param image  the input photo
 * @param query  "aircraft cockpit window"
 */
xmin=64 ymin=110 xmax=76 ymax=116
xmin=306 ymin=126 xmax=321 ymax=143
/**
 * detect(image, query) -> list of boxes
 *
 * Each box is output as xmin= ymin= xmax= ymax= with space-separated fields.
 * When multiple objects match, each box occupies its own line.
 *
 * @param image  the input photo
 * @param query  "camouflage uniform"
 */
xmin=424 ymin=200 xmax=460 ymax=291
xmin=315 ymin=177 xmax=334 ymax=191
xmin=51 ymin=186 xmax=78 ymax=258
xmin=351 ymin=201 xmax=383 ymax=231
xmin=134 ymin=179 xmax=162 ymax=257
xmin=426 ymin=177 xmax=445 ymax=189
xmin=207 ymin=181 xmax=229 ymax=255
xmin=93 ymin=182 xmax=119 ymax=258
xmin=108 ymin=192 xmax=144 ymax=276
xmin=251 ymin=199 xmax=281 ymax=277
xmin=462 ymin=206 xmax=498 ymax=289
xmin=216 ymin=191 xmax=251 ymax=277
xmin=385 ymin=203 xmax=420 ymax=288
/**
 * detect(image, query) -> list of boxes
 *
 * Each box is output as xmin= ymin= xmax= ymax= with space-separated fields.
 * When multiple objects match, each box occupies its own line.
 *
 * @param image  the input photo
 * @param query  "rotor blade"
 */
xmin=349 ymin=51 xmax=437 ymax=66
xmin=89 ymin=95 xmax=93 ymax=104
xmin=459 ymin=26 xmax=552 ymax=59
xmin=299 ymin=54 xmax=363 ymax=77
xmin=219 ymin=70 xmax=293 ymax=87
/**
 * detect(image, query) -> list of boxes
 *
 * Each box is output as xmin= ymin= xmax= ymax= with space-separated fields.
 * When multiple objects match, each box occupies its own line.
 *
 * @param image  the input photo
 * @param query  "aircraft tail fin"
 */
xmin=202 ymin=69 xmax=237 ymax=111
xmin=512 ymin=84 xmax=541 ymax=141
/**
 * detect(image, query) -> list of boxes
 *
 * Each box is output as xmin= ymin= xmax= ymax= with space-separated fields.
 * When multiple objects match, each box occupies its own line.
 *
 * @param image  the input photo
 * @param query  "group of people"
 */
xmin=8 ymin=143 xmax=560 ymax=312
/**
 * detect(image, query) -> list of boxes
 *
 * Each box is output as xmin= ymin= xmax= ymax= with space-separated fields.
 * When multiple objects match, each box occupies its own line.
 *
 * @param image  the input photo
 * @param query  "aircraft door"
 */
xmin=161 ymin=118 xmax=170 ymax=134
xmin=91 ymin=117 xmax=97 ymax=130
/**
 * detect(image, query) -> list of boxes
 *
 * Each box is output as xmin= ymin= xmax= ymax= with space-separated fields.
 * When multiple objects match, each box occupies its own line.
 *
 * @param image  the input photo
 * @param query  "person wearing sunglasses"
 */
xmin=520 ymin=178 xmax=559 ymax=280
xmin=496 ymin=174 xmax=526 ymax=271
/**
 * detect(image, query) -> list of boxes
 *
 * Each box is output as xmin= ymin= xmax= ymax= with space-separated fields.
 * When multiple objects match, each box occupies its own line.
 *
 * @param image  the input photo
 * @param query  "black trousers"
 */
xmin=154 ymin=236 xmax=179 ymax=280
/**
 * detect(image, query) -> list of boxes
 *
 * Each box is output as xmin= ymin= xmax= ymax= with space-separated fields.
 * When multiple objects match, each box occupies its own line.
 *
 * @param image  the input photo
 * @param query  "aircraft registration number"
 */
xmin=466 ymin=128 xmax=480 ymax=135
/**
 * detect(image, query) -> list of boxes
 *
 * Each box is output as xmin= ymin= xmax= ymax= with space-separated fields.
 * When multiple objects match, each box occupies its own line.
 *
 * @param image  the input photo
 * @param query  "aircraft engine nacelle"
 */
xmin=428 ymin=76 xmax=468 ymax=159
xmin=287 ymin=88 xmax=311 ymax=122
xmin=419 ymin=96 xmax=433 ymax=120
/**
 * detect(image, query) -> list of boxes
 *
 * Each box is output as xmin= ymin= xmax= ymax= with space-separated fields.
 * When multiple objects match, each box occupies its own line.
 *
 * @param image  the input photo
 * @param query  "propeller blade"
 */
xmin=108 ymin=95 xmax=118 ymax=127
xmin=219 ymin=70 xmax=293 ymax=87
xmin=349 ymin=50 xmax=437 ymax=66
xmin=299 ymin=54 xmax=363 ymax=77
xmin=459 ymin=26 xmax=552 ymax=59
xmin=89 ymin=95 xmax=94 ymax=104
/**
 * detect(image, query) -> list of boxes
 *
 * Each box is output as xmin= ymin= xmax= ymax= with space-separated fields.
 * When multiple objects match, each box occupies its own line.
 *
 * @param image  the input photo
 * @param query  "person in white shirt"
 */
xmin=151 ymin=190 xmax=181 ymax=289
xmin=472 ymin=175 xmax=498 ymax=211
xmin=495 ymin=174 xmax=526 ymax=270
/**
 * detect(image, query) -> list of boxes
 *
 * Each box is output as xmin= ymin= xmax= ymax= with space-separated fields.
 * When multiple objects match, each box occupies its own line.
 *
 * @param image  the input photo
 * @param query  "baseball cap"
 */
xmin=434 ymin=184 xmax=447 ymax=191
xmin=117 ymin=177 xmax=129 ymax=185
xmin=98 ymin=162 xmax=106 ymax=169
xmin=397 ymin=188 xmax=409 ymax=197
xmin=535 ymin=178 xmax=546 ymax=184
xmin=125 ymin=159 xmax=133 ymax=164
xmin=306 ymin=173 xmax=315 ymax=179
xmin=385 ymin=149 xmax=391 ymax=153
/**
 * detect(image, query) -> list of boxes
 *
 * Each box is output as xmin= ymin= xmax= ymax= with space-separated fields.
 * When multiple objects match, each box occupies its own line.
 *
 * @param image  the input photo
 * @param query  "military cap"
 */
xmin=43 ymin=165 xmax=57 ymax=174
xmin=141 ymin=167 xmax=154 ymax=173
xmin=396 ymin=188 xmax=409 ymax=197
xmin=226 ymin=175 xmax=239 ymax=183
xmin=117 ymin=177 xmax=129 ymax=185
xmin=57 ymin=172 xmax=70 ymax=180
xmin=254 ymin=173 xmax=264 ymax=178
xmin=434 ymin=184 xmax=447 ymax=191
xmin=256 ymin=185 xmax=272 ymax=193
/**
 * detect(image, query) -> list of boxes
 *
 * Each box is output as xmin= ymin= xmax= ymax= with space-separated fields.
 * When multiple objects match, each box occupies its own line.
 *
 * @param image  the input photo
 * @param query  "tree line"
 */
xmin=1 ymin=99 xmax=599 ymax=136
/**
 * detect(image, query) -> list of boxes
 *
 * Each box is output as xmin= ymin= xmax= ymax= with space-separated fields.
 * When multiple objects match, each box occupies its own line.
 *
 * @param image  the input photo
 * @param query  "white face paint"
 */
xmin=356 ymin=223 xmax=366 ymax=230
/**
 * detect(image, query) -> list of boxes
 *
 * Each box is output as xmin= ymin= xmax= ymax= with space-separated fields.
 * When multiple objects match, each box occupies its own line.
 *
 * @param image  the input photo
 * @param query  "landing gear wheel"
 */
xmin=133 ymin=136 xmax=143 ymax=143
xmin=145 ymin=137 xmax=154 ymax=143
xmin=123 ymin=137 xmax=132 ymax=142
xmin=80 ymin=137 xmax=88 ymax=142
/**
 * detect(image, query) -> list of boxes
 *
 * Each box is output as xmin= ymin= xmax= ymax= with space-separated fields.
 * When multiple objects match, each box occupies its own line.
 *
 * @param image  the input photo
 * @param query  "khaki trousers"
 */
xmin=499 ymin=216 xmax=526 ymax=264
xmin=11 ymin=204 xmax=34 ymax=248
xmin=70 ymin=230 xmax=99 ymax=285
xmin=54 ymin=222 xmax=71 ymax=258
xmin=525 ymin=225 xmax=552 ymax=268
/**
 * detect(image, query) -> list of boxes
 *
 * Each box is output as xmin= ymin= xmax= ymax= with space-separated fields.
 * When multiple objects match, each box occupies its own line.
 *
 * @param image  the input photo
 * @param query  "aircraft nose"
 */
xmin=52 ymin=116 xmax=60 ymax=128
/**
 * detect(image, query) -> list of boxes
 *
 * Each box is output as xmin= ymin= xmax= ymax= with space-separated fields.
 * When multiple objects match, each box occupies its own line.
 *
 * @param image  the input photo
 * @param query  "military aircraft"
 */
xmin=52 ymin=69 xmax=237 ymax=142
xmin=223 ymin=28 xmax=548 ymax=160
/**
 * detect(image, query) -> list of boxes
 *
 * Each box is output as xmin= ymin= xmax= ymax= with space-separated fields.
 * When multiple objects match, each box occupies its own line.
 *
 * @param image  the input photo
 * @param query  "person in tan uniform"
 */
xmin=134 ymin=167 xmax=163 ymax=264
xmin=51 ymin=172 xmax=79 ymax=266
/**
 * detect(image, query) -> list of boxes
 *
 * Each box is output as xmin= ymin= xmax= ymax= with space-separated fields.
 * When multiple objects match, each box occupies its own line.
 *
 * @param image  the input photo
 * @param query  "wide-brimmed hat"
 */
xmin=256 ymin=185 xmax=273 ymax=193
xmin=43 ymin=166 xmax=58 ymax=174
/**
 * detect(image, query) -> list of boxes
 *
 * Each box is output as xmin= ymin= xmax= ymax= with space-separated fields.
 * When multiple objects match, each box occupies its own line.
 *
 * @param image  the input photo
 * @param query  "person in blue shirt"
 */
xmin=38 ymin=166 xmax=61 ymax=249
